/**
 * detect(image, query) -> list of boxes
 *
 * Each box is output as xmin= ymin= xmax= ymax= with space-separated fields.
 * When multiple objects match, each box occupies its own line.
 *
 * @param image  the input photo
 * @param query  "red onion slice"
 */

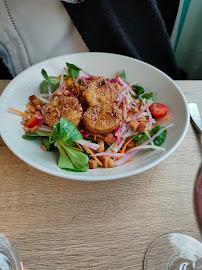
xmin=82 ymin=70 xmax=94 ymax=77
xmin=115 ymin=124 xmax=174 ymax=166
xmin=35 ymin=95 xmax=51 ymax=104
xmin=117 ymin=77 xmax=137 ymax=96
xmin=76 ymin=139 xmax=100 ymax=151
xmin=38 ymin=126 xmax=53 ymax=132
xmin=92 ymin=152 xmax=126 ymax=158
xmin=109 ymin=78 xmax=118 ymax=83
xmin=126 ymin=145 xmax=165 ymax=153
xmin=115 ymin=126 xmax=121 ymax=144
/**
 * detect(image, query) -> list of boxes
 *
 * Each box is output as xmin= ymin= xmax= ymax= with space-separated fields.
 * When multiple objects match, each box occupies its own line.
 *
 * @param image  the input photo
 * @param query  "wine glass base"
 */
xmin=144 ymin=233 xmax=202 ymax=270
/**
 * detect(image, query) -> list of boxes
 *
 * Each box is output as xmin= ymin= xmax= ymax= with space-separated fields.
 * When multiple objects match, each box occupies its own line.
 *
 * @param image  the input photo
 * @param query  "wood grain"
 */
xmin=0 ymin=80 xmax=201 ymax=270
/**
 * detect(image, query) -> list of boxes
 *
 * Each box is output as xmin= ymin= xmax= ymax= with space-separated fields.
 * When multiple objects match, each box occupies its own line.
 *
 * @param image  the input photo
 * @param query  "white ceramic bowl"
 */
xmin=0 ymin=53 xmax=189 ymax=181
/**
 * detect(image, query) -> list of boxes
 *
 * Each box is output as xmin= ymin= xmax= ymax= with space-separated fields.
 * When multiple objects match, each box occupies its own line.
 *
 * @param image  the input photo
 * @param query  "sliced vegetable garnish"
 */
xmin=9 ymin=107 xmax=29 ymax=117
xmin=82 ymin=145 xmax=102 ymax=166
xmin=121 ymin=135 xmax=136 ymax=153
xmin=115 ymin=124 xmax=173 ymax=166
xmin=25 ymin=112 xmax=43 ymax=128
xmin=132 ymin=125 xmax=167 ymax=146
xmin=155 ymin=115 xmax=171 ymax=124
xmin=126 ymin=145 xmax=165 ymax=153
xmin=76 ymin=139 xmax=99 ymax=151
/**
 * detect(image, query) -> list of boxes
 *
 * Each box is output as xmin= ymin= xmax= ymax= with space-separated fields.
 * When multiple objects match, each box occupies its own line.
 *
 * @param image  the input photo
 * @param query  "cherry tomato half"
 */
xmin=26 ymin=112 xmax=42 ymax=128
xmin=149 ymin=103 xmax=167 ymax=118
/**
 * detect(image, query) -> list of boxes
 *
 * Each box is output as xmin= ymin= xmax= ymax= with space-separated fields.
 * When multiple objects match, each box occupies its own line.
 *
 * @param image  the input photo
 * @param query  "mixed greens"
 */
xmin=133 ymin=125 xmax=167 ymax=146
xmin=40 ymin=63 xmax=81 ymax=94
xmin=23 ymin=117 xmax=89 ymax=172
xmin=17 ymin=64 xmax=172 ymax=172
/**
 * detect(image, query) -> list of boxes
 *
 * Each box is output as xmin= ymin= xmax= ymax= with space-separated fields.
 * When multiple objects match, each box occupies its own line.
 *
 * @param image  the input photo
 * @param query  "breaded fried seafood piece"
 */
xmin=83 ymin=103 xmax=121 ymax=134
xmin=83 ymin=77 xmax=118 ymax=107
xmin=44 ymin=96 xmax=83 ymax=127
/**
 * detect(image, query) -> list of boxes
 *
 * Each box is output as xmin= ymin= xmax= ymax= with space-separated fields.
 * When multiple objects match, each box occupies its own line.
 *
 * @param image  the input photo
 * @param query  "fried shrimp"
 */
xmin=83 ymin=77 xmax=118 ymax=107
xmin=83 ymin=103 xmax=121 ymax=134
xmin=44 ymin=95 xmax=83 ymax=127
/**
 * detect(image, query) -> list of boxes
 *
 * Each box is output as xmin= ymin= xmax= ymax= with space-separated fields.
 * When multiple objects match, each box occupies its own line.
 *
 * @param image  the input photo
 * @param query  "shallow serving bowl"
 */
xmin=0 ymin=53 xmax=189 ymax=181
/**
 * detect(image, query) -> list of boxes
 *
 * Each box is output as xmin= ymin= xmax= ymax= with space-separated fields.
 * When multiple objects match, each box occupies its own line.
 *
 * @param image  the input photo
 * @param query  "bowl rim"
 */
xmin=0 ymin=52 xmax=190 ymax=181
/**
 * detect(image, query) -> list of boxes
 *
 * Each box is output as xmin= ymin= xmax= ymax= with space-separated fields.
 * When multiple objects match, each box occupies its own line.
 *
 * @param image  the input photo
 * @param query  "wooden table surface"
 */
xmin=0 ymin=80 xmax=201 ymax=270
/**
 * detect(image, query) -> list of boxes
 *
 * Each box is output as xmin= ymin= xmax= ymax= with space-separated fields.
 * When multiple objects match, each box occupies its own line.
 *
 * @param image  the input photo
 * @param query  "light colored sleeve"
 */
xmin=0 ymin=0 xmax=89 ymax=77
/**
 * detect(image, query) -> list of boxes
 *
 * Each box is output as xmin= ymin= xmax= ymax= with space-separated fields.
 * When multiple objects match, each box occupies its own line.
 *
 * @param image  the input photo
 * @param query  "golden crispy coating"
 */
xmin=83 ymin=77 xmax=118 ymax=107
xmin=83 ymin=103 xmax=121 ymax=134
xmin=44 ymin=96 xmax=83 ymax=127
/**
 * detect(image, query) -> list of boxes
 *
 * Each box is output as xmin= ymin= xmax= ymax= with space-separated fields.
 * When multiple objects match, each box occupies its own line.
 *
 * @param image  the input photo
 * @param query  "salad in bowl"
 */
xmin=9 ymin=62 xmax=172 ymax=173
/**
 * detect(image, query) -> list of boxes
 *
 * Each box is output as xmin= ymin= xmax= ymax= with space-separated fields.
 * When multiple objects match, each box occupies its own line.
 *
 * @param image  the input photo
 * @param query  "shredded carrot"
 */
xmin=121 ymin=135 xmax=136 ymax=153
xmin=115 ymin=157 xmax=133 ymax=161
xmin=91 ymin=134 xmax=105 ymax=140
xmin=94 ymin=134 xmax=97 ymax=140
xmin=82 ymin=145 xmax=102 ymax=166
xmin=116 ymin=72 xmax=119 ymax=78
xmin=66 ymin=78 xmax=74 ymax=86
xmin=9 ymin=107 xmax=29 ymax=117
xmin=56 ymin=76 xmax=69 ymax=79
xmin=75 ymin=141 xmax=82 ymax=150
xmin=155 ymin=115 xmax=171 ymax=124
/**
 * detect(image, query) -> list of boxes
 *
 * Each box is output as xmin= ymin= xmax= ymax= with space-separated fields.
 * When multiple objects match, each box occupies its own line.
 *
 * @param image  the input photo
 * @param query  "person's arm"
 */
xmin=0 ymin=0 xmax=89 ymax=78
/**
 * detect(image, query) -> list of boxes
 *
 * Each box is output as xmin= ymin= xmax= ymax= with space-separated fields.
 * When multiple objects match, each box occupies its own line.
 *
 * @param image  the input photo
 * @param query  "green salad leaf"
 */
xmin=121 ymin=69 xmax=126 ymax=82
xmin=133 ymin=125 xmax=167 ymax=146
xmin=41 ymin=69 xmax=50 ymax=81
xmin=58 ymin=154 xmax=89 ymax=172
xmin=58 ymin=117 xmax=82 ymax=142
xmin=22 ymin=130 xmax=52 ymax=139
xmin=60 ymin=142 xmax=88 ymax=169
xmin=149 ymin=125 xmax=167 ymax=146
xmin=35 ymin=130 xmax=52 ymax=137
xmin=40 ymin=80 xmax=58 ymax=94
xmin=22 ymin=117 xmax=89 ymax=172
xmin=66 ymin=63 xmax=81 ymax=78
xmin=133 ymin=133 xmax=148 ymax=143
xmin=142 ymin=92 xmax=153 ymax=103
xmin=57 ymin=141 xmax=89 ymax=172
xmin=42 ymin=139 xmax=51 ymax=151
xmin=22 ymin=132 xmax=39 ymax=140
xmin=49 ymin=133 xmax=58 ymax=144
xmin=53 ymin=122 xmax=60 ymax=136
xmin=40 ymin=69 xmax=66 ymax=94
xmin=132 ymin=84 xmax=145 ymax=97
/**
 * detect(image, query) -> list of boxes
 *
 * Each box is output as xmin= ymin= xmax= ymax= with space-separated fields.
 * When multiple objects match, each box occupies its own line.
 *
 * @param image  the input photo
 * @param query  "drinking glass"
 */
xmin=144 ymin=164 xmax=202 ymax=270
xmin=0 ymin=234 xmax=22 ymax=270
